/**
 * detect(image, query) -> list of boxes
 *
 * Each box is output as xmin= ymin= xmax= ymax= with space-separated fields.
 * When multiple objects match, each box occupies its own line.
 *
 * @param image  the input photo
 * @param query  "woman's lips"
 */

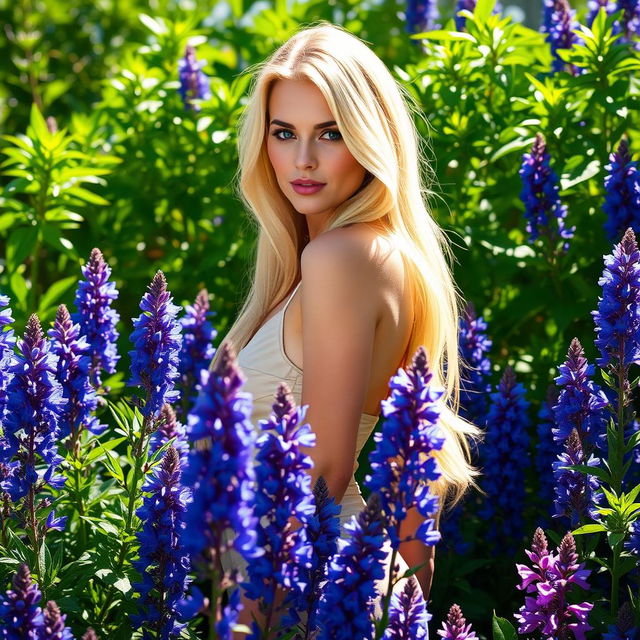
xmin=291 ymin=183 xmax=326 ymax=195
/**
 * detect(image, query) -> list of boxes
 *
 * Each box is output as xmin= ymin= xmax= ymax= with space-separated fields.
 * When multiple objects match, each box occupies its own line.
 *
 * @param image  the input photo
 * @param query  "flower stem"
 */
xmin=374 ymin=546 xmax=398 ymax=640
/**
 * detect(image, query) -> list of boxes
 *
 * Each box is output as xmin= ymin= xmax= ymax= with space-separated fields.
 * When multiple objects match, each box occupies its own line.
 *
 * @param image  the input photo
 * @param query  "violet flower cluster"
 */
xmin=552 ymin=429 xmax=604 ymax=527
xmin=149 ymin=403 xmax=189 ymax=466
xmin=436 ymin=603 xmax=478 ymax=640
xmin=71 ymin=248 xmax=120 ymax=388
xmin=385 ymin=576 xmax=431 ymax=639
xmin=131 ymin=446 xmax=193 ymax=639
xmin=280 ymin=475 xmax=342 ymax=636
xmin=48 ymin=304 xmax=102 ymax=439
xmin=458 ymin=302 xmax=492 ymax=426
xmin=0 ymin=292 xmax=15 ymax=424
xmin=542 ymin=0 xmax=585 ymax=75
xmin=552 ymin=338 xmax=609 ymax=453
xmin=182 ymin=342 xmax=260 ymax=569
xmin=243 ymin=384 xmax=316 ymax=620
xmin=178 ymin=288 xmax=217 ymax=407
xmin=128 ymin=271 xmax=183 ymax=418
xmin=514 ymin=528 xmax=594 ymax=640
xmin=478 ymin=366 xmax=530 ymax=553
xmin=519 ymin=132 xmax=575 ymax=252
xmin=602 ymin=138 xmax=640 ymax=242
xmin=603 ymin=601 xmax=638 ymax=640
xmin=178 ymin=45 xmax=212 ymax=111
xmin=0 ymin=563 xmax=44 ymax=636
xmin=0 ymin=315 xmax=66 ymax=509
xmin=405 ymin=0 xmax=441 ymax=35
xmin=317 ymin=492 xmax=388 ymax=640
xmin=364 ymin=346 xmax=444 ymax=549
xmin=592 ymin=227 xmax=640 ymax=369
xmin=40 ymin=601 xmax=74 ymax=640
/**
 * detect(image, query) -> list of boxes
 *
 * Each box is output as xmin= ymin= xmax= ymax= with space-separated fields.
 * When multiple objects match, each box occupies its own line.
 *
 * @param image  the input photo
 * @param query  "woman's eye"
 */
xmin=271 ymin=128 xmax=342 ymax=141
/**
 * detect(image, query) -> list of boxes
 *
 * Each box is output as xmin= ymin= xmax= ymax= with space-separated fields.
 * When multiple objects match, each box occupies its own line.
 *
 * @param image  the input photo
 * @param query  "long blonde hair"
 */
xmin=209 ymin=21 xmax=484 ymax=526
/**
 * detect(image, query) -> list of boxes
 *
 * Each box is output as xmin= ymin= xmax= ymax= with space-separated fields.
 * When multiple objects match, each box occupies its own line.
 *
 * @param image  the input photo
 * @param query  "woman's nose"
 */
xmin=295 ymin=142 xmax=317 ymax=170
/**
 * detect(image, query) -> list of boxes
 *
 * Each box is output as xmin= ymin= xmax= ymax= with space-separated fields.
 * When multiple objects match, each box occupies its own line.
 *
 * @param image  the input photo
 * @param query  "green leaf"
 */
xmin=37 ymin=275 xmax=78 ymax=314
xmin=572 ymin=523 xmax=607 ymax=535
xmin=492 ymin=612 xmax=518 ymax=640
xmin=28 ymin=103 xmax=50 ymax=142
xmin=65 ymin=186 xmax=109 ymax=206
xmin=9 ymin=271 xmax=29 ymax=311
xmin=7 ymin=225 xmax=38 ymax=271
xmin=138 ymin=13 xmax=168 ymax=35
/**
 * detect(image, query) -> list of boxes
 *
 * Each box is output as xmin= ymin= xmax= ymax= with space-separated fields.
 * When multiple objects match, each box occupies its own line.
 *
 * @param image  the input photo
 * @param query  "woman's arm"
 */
xmin=297 ymin=228 xmax=380 ymax=504
xmin=397 ymin=506 xmax=436 ymax=599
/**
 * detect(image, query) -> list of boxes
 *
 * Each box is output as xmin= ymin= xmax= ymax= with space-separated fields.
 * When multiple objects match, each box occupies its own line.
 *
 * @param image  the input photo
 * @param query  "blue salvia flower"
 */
xmin=384 ymin=576 xmax=431 ymax=639
xmin=553 ymin=428 xmax=603 ymax=527
xmin=603 ymin=138 xmax=640 ymax=242
xmin=603 ymin=602 xmax=638 ymax=639
xmin=454 ymin=0 xmax=503 ymax=32
xmin=586 ymin=0 xmax=619 ymax=29
xmin=48 ymin=304 xmax=103 ymax=440
xmin=178 ymin=45 xmax=212 ymax=112
xmin=182 ymin=342 xmax=260 ymax=570
xmin=365 ymin=346 xmax=444 ymax=550
xmin=215 ymin=587 xmax=242 ymax=640
xmin=131 ymin=446 xmax=193 ymax=639
xmin=0 ymin=292 xmax=16 ymax=425
xmin=543 ymin=0 xmax=585 ymax=75
xmin=535 ymin=386 xmax=560 ymax=519
xmin=436 ymin=603 xmax=478 ymax=640
xmin=0 ymin=315 xmax=66 ymax=505
xmin=243 ymin=383 xmax=316 ymax=628
xmin=280 ymin=475 xmax=342 ymax=636
xmin=592 ymin=227 xmax=640 ymax=369
xmin=519 ymin=132 xmax=575 ymax=252
xmin=0 ymin=563 xmax=44 ymax=636
xmin=624 ymin=518 xmax=639 ymax=558
xmin=71 ymin=248 xmax=120 ymax=388
xmin=128 ymin=271 xmax=183 ymax=418
xmin=478 ymin=366 xmax=530 ymax=553
xmin=149 ymin=403 xmax=189 ymax=466
xmin=553 ymin=338 xmax=609 ymax=453
xmin=439 ymin=502 xmax=471 ymax=555
xmin=317 ymin=492 xmax=388 ymax=640
xmin=617 ymin=0 xmax=640 ymax=50
xmin=405 ymin=0 xmax=442 ymax=35
xmin=178 ymin=288 xmax=217 ymax=409
xmin=40 ymin=601 xmax=74 ymax=640
xmin=458 ymin=302 xmax=492 ymax=426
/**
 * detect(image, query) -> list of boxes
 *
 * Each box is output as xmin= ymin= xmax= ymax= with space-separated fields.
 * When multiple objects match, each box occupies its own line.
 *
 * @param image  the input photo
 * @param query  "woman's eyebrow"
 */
xmin=269 ymin=119 xmax=337 ymax=129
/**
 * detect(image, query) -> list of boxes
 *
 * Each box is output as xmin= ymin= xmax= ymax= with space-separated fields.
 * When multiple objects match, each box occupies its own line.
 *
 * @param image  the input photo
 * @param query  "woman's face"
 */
xmin=266 ymin=78 xmax=367 ymax=232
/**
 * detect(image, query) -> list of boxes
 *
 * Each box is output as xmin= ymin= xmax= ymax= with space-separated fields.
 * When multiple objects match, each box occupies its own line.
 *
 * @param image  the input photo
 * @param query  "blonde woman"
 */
xmin=208 ymin=21 xmax=483 ymax=635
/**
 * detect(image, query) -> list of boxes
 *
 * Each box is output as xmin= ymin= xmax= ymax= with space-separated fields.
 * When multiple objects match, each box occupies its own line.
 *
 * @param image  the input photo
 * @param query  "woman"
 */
xmin=208 ymin=21 xmax=483 ymax=636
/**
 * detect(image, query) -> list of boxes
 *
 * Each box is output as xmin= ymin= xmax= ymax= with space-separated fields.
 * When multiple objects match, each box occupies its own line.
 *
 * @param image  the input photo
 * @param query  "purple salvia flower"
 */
xmin=177 ymin=45 xmax=212 ymax=112
xmin=364 ymin=346 xmax=444 ymax=549
xmin=552 ymin=338 xmax=609 ymax=453
xmin=128 ymin=271 xmax=182 ymax=418
xmin=514 ymin=529 xmax=594 ymax=640
xmin=0 ymin=563 xmax=44 ymax=636
xmin=71 ymin=248 xmax=120 ymax=388
xmin=603 ymin=138 xmax=640 ymax=242
xmin=405 ymin=0 xmax=442 ymax=35
xmin=243 ymin=383 xmax=316 ymax=627
xmin=317 ymin=492 xmax=388 ymax=640
xmin=478 ymin=366 xmax=530 ymax=553
xmin=81 ymin=629 xmax=98 ymax=640
xmin=280 ymin=475 xmax=342 ymax=635
xmin=592 ymin=227 xmax=640 ymax=368
xmin=39 ymin=600 xmax=74 ymax=640
xmin=603 ymin=601 xmax=639 ymax=639
xmin=535 ymin=386 xmax=560 ymax=518
xmin=436 ymin=603 xmax=478 ymax=640
xmin=182 ymin=342 xmax=260 ymax=570
xmin=586 ymin=0 xmax=620 ymax=28
xmin=384 ymin=576 xmax=431 ymax=639
xmin=149 ymin=403 xmax=189 ymax=466
xmin=519 ymin=132 xmax=575 ymax=252
xmin=215 ymin=587 xmax=242 ymax=640
xmin=617 ymin=0 xmax=640 ymax=50
xmin=454 ymin=0 xmax=503 ymax=32
xmin=0 ymin=292 xmax=16 ymax=425
xmin=458 ymin=302 xmax=492 ymax=426
xmin=0 ymin=315 xmax=66 ymax=504
xmin=130 ymin=447 xmax=193 ymax=638
xmin=439 ymin=503 xmax=471 ymax=555
xmin=543 ymin=0 xmax=585 ymax=75
xmin=553 ymin=428 xmax=603 ymax=527
xmin=178 ymin=289 xmax=217 ymax=411
xmin=48 ymin=304 xmax=103 ymax=440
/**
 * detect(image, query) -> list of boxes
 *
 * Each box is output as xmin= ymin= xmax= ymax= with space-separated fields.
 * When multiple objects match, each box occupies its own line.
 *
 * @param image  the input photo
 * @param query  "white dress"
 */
xmin=218 ymin=280 xmax=423 ymax=619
